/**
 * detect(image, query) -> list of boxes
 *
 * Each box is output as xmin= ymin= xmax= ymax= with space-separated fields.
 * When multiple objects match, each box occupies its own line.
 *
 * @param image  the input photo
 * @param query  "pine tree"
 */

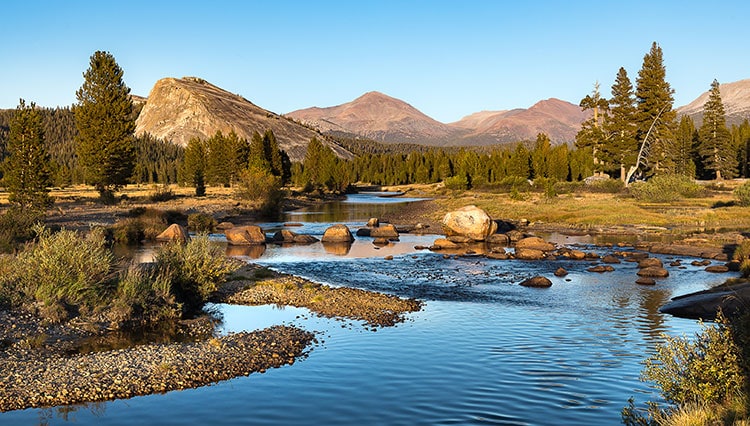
xmin=263 ymin=129 xmax=284 ymax=178
xmin=74 ymin=51 xmax=135 ymax=199
xmin=604 ymin=67 xmax=638 ymax=180
xmin=3 ymin=99 xmax=52 ymax=214
xmin=698 ymin=79 xmax=735 ymax=180
xmin=575 ymin=82 xmax=609 ymax=174
xmin=182 ymin=137 xmax=207 ymax=195
xmin=674 ymin=115 xmax=697 ymax=177
xmin=531 ymin=133 xmax=551 ymax=179
xmin=635 ymin=42 xmax=676 ymax=174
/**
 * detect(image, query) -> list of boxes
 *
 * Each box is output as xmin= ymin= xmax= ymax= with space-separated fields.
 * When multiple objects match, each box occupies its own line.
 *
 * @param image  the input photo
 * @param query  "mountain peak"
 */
xmin=134 ymin=77 xmax=352 ymax=161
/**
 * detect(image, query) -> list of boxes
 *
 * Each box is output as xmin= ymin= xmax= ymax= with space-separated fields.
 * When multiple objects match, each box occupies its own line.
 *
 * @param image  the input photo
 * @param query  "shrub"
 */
xmin=235 ymin=168 xmax=284 ymax=218
xmin=0 ymin=207 xmax=41 ymax=253
xmin=112 ymin=208 xmax=181 ymax=243
xmin=629 ymin=174 xmax=705 ymax=203
xmin=733 ymin=239 xmax=750 ymax=277
xmin=154 ymin=235 xmax=242 ymax=312
xmin=734 ymin=181 xmax=750 ymax=207
xmin=585 ymin=178 xmax=625 ymax=194
xmin=444 ymin=174 xmax=469 ymax=190
xmin=110 ymin=264 xmax=179 ymax=324
xmin=188 ymin=213 xmax=216 ymax=233
xmin=149 ymin=185 xmax=175 ymax=202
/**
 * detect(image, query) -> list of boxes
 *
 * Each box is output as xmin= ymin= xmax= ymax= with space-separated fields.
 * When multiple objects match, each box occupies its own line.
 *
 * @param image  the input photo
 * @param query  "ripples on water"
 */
xmin=2 ymin=194 xmax=735 ymax=425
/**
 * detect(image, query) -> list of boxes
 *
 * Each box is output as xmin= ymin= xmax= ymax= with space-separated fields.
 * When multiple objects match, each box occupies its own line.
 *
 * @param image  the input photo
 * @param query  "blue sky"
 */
xmin=1 ymin=1 xmax=748 ymax=122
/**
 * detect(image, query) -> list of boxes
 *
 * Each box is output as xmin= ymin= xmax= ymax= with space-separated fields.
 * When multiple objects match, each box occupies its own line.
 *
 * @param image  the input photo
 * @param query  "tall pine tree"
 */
xmin=604 ymin=67 xmax=638 ymax=180
xmin=698 ymin=79 xmax=735 ymax=180
xmin=3 ymin=99 xmax=52 ymax=214
xmin=634 ymin=42 xmax=676 ymax=174
xmin=575 ymin=82 xmax=609 ymax=174
xmin=74 ymin=51 xmax=135 ymax=199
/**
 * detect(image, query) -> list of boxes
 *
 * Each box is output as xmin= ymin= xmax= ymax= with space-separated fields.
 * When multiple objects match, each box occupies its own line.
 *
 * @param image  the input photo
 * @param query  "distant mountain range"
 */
xmin=133 ymin=76 xmax=750 ymax=153
xmin=287 ymin=93 xmax=589 ymax=146
xmin=675 ymin=78 xmax=750 ymax=127
xmin=134 ymin=77 xmax=352 ymax=162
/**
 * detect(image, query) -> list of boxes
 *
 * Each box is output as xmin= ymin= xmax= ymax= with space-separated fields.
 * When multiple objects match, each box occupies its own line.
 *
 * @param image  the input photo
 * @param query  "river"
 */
xmin=1 ymin=192 xmax=732 ymax=425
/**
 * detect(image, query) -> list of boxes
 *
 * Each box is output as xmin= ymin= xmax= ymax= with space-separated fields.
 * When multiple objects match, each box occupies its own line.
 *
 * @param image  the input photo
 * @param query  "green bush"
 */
xmin=149 ymin=186 xmax=175 ymax=202
xmin=586 ymin=178 xmax=625 ymax=194
xmin=110 ymin=264 xmax=179 ymax=324
xmin=734 ymin=181 xmax=750 ymax=207
xmin=629 ymin=174 xmax=705 ymax=202
xmin=235 ymin=168 xmax=285 ymax=218
xmin=188 ymin=213 xmax=217 ymax=233
xmin=154 ymin=235 xmax=242 ymax=311
xmin=0 ymin=207 xmax=41 ymax=253
xmin=733 ymin=239 xmax=750 ymax=277
xmin=444 ymin=174 xmax=469 ymax=190
xmin=112 ymin=208 xmax=182 ymax=243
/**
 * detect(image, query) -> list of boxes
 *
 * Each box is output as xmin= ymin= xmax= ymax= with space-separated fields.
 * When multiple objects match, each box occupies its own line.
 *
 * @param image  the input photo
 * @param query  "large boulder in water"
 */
xmin=272 ymin=229 xmax=319 ymax=244
xmin=520 ymin=276 xmax=552 ymax=288
xmin=661 ymin=283 xmax=750 ymax=320
xmin=370 ymin=224 xmax=399 ymax=239
xmin=225 ymin=225 xmax=266 ymax=245
xmin=441 ymin=205 xmax=498 ymax=242
xmin=321 ymin=224 xmax=355 ymax=243
xmin=155 ymin=224 xmax=190 ymax=244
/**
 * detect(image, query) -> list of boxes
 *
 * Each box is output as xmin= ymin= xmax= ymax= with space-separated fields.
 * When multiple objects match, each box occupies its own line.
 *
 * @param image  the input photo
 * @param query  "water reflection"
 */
xmin=321 ymin=241 xmax=352 ymax=256
xmin=225 ymin=244 xmax=266 ymax=259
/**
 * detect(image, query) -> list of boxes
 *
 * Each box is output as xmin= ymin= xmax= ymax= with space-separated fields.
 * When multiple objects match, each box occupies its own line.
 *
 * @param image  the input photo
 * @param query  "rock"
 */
xmin=623 ymin=252 xmax=649 ymax=261
xmin=584 ymin=252 xmax=601 ymax=260
xmin=216 ymin=221 xmax=234 ymax=230
xmin=356 ymin=228 xmax=371 ymax=237
xmin=660 ymin=282 xmax=750 ymax=320
xmin=515 ymin=237 xmax=555 ymax=252
xmin=441 ymin=205 xmax=498 ymax=242
xmin=370 ymin=224 xmax=399 ymax=239
xmin=283 ymin=222 xmax=304 ymax=227
xmin=691 ymin=259 xmax=712 ymax=267
xmin=506 ymin=230 xmax=525 ymax=243
xmin=373 ymin=237 xmax=390 ymax=245
xmin=384 ymin=255 xmax=394 ymax=260
xmin=225 ymin=225 xmax=266 ymax=245
xmin=637 ymin=267 xmax=669 ymax=278
xmin=587 ymin=265 xmax=615 ymax=273
xmin=727 ymin=260 xmax=741 ymax=272
xmin=669 ymin=260 xmax=682 ymax=267
xmin=321 ymin=224 xmax=354 ymax=243
xmin=155 ymin=224 xmax=190 ymax=243
xmin=293 ymin=234 xmax=319 ymax=244
xmin=430 ymin=238 xmax=460 ymax=250
xmin=274 ymin=230 xmax=319 ymax=244
xmin=705 ymin=265 xmax=730 ymax=273
xmin=486 ymin=252 xmax=509 ymax=260
xmin=638 ymin=258 xmax=663 ymax=268
xmin=366 ymin=218 xmax=379 ymax=227
xmin=601 ymin=255 xmax=621 ymax=264
xmin=447 ymin=235 xmax=473 ymax=244
xmin=554 ymin=267 xmax=568 ymax=277
xmin=635 ymin=277 xmax=656 ymax=285
xmin=414 ymin=223 xmax=430 ymax=233
xmin=514 ymin=248 xmax=545 ymax=260
xmin=486 ymin=233 xmax=510 ymax=245
xmin=519 ymin=276 xmax=552 ymax=288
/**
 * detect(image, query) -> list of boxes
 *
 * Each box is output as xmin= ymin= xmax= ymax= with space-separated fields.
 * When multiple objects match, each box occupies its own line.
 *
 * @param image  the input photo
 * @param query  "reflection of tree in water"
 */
xmin=639 ymin=287 xmax=672 ymax=344
xmin=38 ymin=401 xmax=107 ymax=424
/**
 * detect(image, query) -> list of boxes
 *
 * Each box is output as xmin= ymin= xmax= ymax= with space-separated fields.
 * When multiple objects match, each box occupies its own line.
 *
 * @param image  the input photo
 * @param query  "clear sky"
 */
xmin=1 ymin=0 xmax=748 ymax=123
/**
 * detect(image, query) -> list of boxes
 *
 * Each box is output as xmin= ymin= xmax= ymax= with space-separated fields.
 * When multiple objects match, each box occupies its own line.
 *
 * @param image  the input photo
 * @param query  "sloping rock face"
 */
xmin=135 ymin=77 xmax=353 ymax=162
xmin=441 ymin=205 xmax=498 ymax=242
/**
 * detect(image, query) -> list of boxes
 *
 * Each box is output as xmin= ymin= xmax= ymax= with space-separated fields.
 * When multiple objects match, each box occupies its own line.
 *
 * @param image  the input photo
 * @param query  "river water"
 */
xmin=2 ymin=193 xmax=733 ymax=425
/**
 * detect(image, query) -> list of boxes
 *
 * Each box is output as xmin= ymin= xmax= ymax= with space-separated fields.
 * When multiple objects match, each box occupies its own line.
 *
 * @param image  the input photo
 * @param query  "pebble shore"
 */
xmin=0 ymin=325 xmax=313 ymax=412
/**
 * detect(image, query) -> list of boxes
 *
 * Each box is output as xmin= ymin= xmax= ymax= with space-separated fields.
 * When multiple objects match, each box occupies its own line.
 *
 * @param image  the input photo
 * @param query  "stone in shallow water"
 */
xmin=519 ymin=276 xmax=552 ymax=288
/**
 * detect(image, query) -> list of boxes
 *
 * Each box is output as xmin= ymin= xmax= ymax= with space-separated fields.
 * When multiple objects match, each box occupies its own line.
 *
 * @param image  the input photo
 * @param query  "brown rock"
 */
xmin=321 ymin=224 xmax=355 ymax=243
xmin=487 ymin=250 xmax=509 ymax=260
xmin=587 ymin=265 xmax=615 ymax=273
xmin=225 ymin=225 xmax=266 ymax=245
xmin=515 ymin=237 xmax=555 ymax=252
xmin=370 ymin=224 xmax=399 ymax=239
xmin=356 ymin=228 xmax=371 ymax=237
xmin=514 ymin=248 xmax=545 ymax=260
xmin=441 ymin=205 xmax=498 ymax=242
xmin=636 ymin=277 xmax=656 ymax=285
xmin=519 ymin=276 xmax=553 ymax=288
xmin=293 ymin=234 xmax=319 ymax=244
xmin=554 ymin=267 xmax=568 ymax=277
xmin=727 ymin=260 xmax=741 ymax=272
xmin=384 ymin=255 xmax=394 ymax=260
xmin=155 ymin=224 xmax=190 ymax=243
xmin=705 ymin=265 xmax=730 ymax=273
xmin=273 ymin=229 xmax=297 ymax=243
xmin=691 ymin=259 xmax=712 ymax=267
xmin=430 ymin=238 xmax=460 ymax=250
xmin=637 ymin=267 xmax=669 ymax=278
xmin=367 ymin=218 xmax=379 ymax=227
xmin=373 ymin=237 xmax=390 ymax=245
xmin=447 ymin=235 xmax=473 ymax=244
xmin=486 ymin=233 xmax=510 ymax=245
xmin=638 ymin=258 xmax=663 ymax=268
xmin=216 ymin=221 xmax=234 ymax=230
xmin=601 ymin=255 xmax=621 ymax=264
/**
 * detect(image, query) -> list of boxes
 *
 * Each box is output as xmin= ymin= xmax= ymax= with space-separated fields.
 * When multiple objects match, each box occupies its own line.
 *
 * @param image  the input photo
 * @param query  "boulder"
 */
xmin=520 ymin=276 xmax=552 ymax=288
xmin=155 ymin=224 xmax=190 ymax=244
xmin=366 ymin=217 xmax=379 ymax=227
xmin=216 ymin=221 xmax=234 ymax=230
xmin=225 ymin=225 xmax=266 ymax=245
xmin=447 ymin=235 xmax=473 ymax=244
xmin=636 ymin=277 xmax=656 ymax=285
xmin=441 ymin=205 xmax=498 ymax=242
xmin=601 ymin=255 xmax=621 ymax=264
xmin=514 ymin=248 xmax=545 ymax=260
xmin=554 ymin=267 xmax=568 ymax=277
xmin=370 ymin=224 xmax=399 ymax=239
xmin=691 ymin=259 xmax=712 ymax=267
xmin=564 ymin=250 xmax=586 ymax=260
xmin=660 ymin=283 xmax=750 ymax=320
xmin=321 ymin=224 xmax=354 ymax=243
xmin=356 ymin=228 xmax=371 ymax=237
xmin=705 ymin=265 xmax=730 ymax=273
xmin=638 ymin=258 xmax=663 ymax=268
xmin=486 ymin=233 xmax=510 ymax=245
xmin=486 ymin=251 xmax=509 ymax=260
xmin=637 ymin=266 xmax=669 ymax=278
xmin=515 ymin=237 xmax=555 ymax=252
xmin=272 ymin=229 xmax=318 ymax=244
xmin=373 ymin=237 xmax=390 ymax=245
xmin=293 ymin=234 xmax=319 ymax=244
xmin=430 ymin=238 xmax=460 ymax=250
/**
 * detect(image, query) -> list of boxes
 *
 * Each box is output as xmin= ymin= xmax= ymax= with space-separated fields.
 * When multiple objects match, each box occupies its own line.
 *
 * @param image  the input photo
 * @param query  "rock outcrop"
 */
xmin=134 ymin=77 xmax=353 ymax=162
xmin=225 ymin=225 xmax=267 ymax=245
